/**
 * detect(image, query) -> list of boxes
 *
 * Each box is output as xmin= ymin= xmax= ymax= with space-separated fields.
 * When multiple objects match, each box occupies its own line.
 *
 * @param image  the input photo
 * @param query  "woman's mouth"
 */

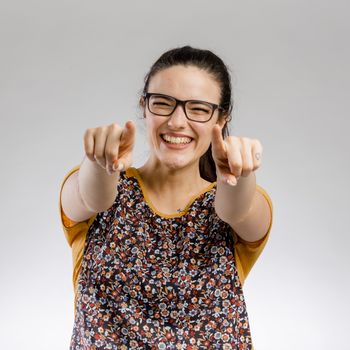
xmin=161 ymin=134 xmax=193 ymax=144
xmin=160 ymin=134 xmax=194 ymax=149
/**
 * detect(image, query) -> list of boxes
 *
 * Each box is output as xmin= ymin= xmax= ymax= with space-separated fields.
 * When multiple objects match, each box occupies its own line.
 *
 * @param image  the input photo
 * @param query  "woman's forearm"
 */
xmin=61 ymin=156 xmax=121 ymax=222
xmin=214 ymin=172 xmax=256 ymax=226
xmin=77 ymin=155 xmax=121 ymax=213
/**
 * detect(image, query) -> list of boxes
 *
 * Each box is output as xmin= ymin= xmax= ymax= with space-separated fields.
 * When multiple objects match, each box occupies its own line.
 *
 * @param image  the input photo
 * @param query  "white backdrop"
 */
xmin=1 ymin=0 xmax=349 ymax=348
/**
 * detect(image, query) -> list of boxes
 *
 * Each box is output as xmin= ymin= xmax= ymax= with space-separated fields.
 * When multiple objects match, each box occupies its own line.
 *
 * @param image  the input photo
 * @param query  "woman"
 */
xmin=59 ymin=46 xmax=273 ymax=349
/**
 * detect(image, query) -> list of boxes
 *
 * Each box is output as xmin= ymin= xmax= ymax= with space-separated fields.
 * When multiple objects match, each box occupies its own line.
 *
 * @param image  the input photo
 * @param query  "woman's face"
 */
xmin=142 ymin=65 xmax=226 ymax=171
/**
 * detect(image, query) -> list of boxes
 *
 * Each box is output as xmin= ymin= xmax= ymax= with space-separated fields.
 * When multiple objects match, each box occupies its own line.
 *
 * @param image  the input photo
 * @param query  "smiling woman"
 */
xmin=59 ymin=45 xmax=273 ymax=349
xmin=138 ymin=64 xmax=226 ymax=177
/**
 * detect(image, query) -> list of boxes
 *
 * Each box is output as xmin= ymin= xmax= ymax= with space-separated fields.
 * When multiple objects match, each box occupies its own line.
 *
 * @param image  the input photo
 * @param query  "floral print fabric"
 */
xmin=70 ymin=169 xmax=252 ymax=349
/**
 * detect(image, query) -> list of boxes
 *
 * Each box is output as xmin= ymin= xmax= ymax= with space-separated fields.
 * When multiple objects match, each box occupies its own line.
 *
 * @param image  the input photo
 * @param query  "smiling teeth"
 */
xmin=162 ymin=135 xmax=192 ymax=144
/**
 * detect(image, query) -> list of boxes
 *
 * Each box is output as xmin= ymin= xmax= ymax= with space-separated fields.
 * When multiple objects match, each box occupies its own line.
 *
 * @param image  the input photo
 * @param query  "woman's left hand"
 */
xmin=211 ymin=125 xmax=263 ymax=186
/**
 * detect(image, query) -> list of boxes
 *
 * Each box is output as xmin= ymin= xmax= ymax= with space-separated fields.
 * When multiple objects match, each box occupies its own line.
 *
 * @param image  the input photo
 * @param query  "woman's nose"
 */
xmin=167 ymin=104 xmax=188 ymax=128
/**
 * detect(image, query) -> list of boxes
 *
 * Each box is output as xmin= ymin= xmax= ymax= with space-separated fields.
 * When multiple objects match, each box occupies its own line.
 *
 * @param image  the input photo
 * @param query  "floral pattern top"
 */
xmin=59 ymin=166 xmax=273 ymax=350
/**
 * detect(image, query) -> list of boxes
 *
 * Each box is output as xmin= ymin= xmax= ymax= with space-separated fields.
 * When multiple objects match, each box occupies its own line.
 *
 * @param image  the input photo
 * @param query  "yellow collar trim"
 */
xmin=125 ymin=167 xmax=216 ymax=219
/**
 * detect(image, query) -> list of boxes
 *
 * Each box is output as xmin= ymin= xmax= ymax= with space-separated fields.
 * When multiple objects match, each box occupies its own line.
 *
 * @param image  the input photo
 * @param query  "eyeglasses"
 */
xmin=142 ymin=92 xmax=225 ymax=123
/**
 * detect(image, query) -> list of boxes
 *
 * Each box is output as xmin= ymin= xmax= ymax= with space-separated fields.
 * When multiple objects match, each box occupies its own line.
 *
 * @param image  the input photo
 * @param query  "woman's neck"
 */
xmin=137 ymin=158 xmax=211 ymax=199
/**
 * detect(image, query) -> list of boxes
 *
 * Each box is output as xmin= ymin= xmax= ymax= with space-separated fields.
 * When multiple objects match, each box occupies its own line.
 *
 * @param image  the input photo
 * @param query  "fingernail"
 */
xmin=117 ymin=162 xmax=124 ymax=171
xmin=227 ymin=178 xmax=237 ymax=186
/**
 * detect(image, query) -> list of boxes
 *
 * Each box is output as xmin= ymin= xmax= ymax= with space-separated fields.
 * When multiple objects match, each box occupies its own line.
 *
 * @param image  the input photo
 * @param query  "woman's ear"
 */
xmin=139 ymin=97 xmax=146 ymax=118
xmin=139 ymin=96 xmax=145 ymax=108
xmin=217 ymin=116 xmax=227 ymax=129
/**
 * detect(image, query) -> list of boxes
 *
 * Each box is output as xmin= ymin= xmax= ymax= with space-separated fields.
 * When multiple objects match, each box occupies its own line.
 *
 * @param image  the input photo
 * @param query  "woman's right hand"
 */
xmin=83 ymin=120 xmax=136 ymax=175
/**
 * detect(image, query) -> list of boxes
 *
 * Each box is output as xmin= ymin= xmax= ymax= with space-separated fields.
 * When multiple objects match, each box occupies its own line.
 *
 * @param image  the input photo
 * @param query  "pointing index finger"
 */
xmin=211 ymin=124 xmax=227 ymax=158
xmin=120 ymin=120 xmax=136 ymax=148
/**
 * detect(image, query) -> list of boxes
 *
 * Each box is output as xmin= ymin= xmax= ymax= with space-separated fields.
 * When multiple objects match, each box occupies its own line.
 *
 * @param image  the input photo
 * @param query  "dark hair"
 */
xmin=141 ymin=45 xmax=233 ymax=182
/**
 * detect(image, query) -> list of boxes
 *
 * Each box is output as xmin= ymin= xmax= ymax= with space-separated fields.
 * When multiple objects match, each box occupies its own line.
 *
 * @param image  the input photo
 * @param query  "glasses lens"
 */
xmin=148 ymin=95 xmax=176 ymax=115
xmin=186 ymin=101 xmax=213 ymax=122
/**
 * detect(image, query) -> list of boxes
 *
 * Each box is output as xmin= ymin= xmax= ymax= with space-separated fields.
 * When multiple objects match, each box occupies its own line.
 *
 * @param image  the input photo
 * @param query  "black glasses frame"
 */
xmin=142 ymin=92 xmax=225 ymax=123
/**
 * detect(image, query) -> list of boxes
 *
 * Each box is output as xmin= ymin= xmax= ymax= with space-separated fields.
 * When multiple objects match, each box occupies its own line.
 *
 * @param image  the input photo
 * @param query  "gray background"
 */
xmin=1 ymin=0 xmax=349 ymax=349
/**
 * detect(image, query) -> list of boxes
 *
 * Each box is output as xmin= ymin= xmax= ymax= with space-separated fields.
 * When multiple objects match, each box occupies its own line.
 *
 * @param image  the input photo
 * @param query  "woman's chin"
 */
xmin=159 ymin=155 xmax=192 ymax=171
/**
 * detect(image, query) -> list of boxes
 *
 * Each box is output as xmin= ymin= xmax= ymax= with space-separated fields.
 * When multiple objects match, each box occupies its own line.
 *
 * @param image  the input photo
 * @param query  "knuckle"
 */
xmin=94 ymin=151 xmax=103 ymax=160
xmin=85 ymin=154 xmax=95 ymax=162
xmin=96 ymin=125 xmax=107 ymax=134
xmin=84 ymin=128 xmax=93 ymax=138
xmin=109 ymin=123 xmax=120 ymax=130
xmin=85 ymin=150 xmax=94 ymax=158
xmin=241 ymin=137 xmax=251 ymax=146
xmin=231 ymin=161 xmax=241 ymax=169
xmin=105 ymin=148 xmax=116 ymax=159
xmin=243 ymin=165 xmax=253 ymax=173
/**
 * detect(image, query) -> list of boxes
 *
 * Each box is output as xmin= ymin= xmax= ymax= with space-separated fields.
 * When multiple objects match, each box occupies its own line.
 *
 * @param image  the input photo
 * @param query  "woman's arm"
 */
xmin=61 ymin=156 xmax=122 ymax=223
xmin=214 ymin=172 xmax=272 ymax=242
xmin=211 ymin=124 xmax=272 ymax=242
xmin=61 ymin=120 xmax=136 ymax=223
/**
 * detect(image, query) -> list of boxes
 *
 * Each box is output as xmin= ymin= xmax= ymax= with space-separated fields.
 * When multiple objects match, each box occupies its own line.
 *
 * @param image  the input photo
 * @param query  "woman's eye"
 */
xmin=188 ymin=102 xmax=212 ymax=113
xmin=190 ymin=107 xmax=211 ymax=113
xmin=154 ymin=102 xmax=171 ymax=106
